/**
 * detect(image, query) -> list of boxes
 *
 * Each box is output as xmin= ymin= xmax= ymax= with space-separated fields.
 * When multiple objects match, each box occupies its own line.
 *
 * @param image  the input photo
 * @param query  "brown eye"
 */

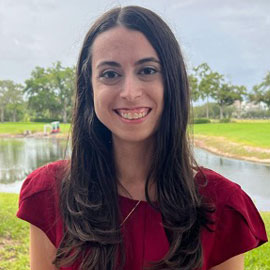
xmin=100 ymin=71 xmax=121 ymax=79
xmin=139 ymin=67 xmax=157 ymax=75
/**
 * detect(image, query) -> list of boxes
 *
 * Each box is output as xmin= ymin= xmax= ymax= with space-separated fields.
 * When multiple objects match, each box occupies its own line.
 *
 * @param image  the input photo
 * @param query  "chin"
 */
xmin=112 ymin=132 xmax=155 ymax=144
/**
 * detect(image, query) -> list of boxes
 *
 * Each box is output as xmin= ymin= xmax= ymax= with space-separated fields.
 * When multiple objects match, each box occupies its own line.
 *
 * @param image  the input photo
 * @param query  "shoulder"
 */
xmin=195 ymin=167 xmax=266 ymax=232
xmin=19 ymin=159 xmax=69 ymax=202
xmin=196 ymin=168 xmax=268 ymax=269
xmin=17 ymin=160 xmax=69 ymax=246
xmin=195 ymin=167 xmax=241 ymax=207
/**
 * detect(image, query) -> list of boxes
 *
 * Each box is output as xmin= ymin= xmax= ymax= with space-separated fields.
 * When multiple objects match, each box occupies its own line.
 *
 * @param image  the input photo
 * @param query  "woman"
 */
xmin=17 ymin=6 xmax=267 ymax=270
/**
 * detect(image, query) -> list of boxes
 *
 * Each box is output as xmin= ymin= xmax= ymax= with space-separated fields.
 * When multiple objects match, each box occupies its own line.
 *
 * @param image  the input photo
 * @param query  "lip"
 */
xmin=114 ymin=107 xmax=151 ymax=112
xmin=113 ymin=107 xmax=151 ymax=123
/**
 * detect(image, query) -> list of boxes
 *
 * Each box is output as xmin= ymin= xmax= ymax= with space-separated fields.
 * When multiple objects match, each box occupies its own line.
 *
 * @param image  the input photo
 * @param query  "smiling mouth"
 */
xmin=114 ymin=108 xmax=151 ymax=120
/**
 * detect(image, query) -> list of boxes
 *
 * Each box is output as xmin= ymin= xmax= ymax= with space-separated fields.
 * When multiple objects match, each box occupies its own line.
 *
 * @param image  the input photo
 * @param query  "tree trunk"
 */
xmin=13 ymin=110 xmax=16 ymax=122
xmin=237 ymin=101 xmax=242 ymax=119
xmin=63 ymin=98 xmax=67 ymax=123
xmin=0 ymin=107 xmax=4 ymax=122
xmin=206 ymin=95 xmax=209 ymax=119
xmin=220 ymin=105 xmax=224 ymax=119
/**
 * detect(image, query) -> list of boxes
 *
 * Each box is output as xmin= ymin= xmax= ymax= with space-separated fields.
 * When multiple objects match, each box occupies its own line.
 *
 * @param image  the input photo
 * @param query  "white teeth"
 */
xmin=120 ymin=111 xmax=148 ymax=120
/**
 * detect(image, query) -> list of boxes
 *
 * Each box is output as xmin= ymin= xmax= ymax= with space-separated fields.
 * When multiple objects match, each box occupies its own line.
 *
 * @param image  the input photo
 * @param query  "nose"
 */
xmin=119 ymin=73 xmax=142 ymax=101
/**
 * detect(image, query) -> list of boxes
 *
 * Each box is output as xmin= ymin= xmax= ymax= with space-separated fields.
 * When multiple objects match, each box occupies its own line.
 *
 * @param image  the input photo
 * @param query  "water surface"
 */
xmin=0 ymin=138 xmax=269 ymax=211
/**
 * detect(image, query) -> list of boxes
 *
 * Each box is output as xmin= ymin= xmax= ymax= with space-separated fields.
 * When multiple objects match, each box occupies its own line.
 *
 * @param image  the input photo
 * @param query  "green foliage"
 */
xmin=31 ymin=118 xmax=61 ymax=122
xmin=241 ymin=110 xmax=270 ymax=119
xmin=193 ymin=118 xmax=211 ymax=124
xmin=250 ymin=71 xmax=270 ymax=110
xmin=0 ymin=80 xmax=24 ymax=122
xmin=47 ymin=61 xmax=75 ymax=123
xmin=219 ymin=118 xmax=231 ymax=123
xmin=190 ymin=63 xmax=247 ymax=119
xmin=192 ymin=63 xmax=218 ymax=118
xmin=188 ymin=74 xmax=199 ymax=102
xmin=5 ymin=102 xmax=26 ymax=122
xmin=193 ymin=103 xmax=234 ymax=119
xmin=24 ymin=66 xmax=60 ymax=119
xmin=24 ymin=62 xmax=75 ymax=123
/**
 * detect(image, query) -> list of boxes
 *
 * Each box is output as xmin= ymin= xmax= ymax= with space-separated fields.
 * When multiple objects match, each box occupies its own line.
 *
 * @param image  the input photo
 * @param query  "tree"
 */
xmin=24 ymin=62 xmax=75 ymax=122
xmin=6 ymin=84 xmax=24 ymax=122
xmin=250 ymin=71 xmax=270 ymax=111
xmin=213 ymin=82 xmax=236 ymax=119
xmin=0 ymin=80 xmax=24 ymax=122
xmin=47 ymin=62 xmax=75 ymax=123
xmin=233 ymin=85 xmax=247 ymax=118
xmin=0 ymin=80 xmax=10 ymax=121
xmin=188 ymin=74 xmax=199 ymax=103
xmin=24 ymin=67 xmax=60 ymax=120
xmin=193 ymin=63 xmax=222 ymax=118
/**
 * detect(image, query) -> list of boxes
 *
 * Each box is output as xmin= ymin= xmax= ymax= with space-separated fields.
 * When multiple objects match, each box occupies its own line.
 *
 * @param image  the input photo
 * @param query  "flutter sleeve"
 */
xmin=206 ymin=185 xmax=268 ymax=268
xmin=16 ymin=162 xmax=63 ymax=246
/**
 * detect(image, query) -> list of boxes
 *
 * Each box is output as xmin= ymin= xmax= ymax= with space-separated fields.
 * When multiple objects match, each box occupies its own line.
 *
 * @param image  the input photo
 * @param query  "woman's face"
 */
xmin=91 ymin=26 xmax=164 ymax=144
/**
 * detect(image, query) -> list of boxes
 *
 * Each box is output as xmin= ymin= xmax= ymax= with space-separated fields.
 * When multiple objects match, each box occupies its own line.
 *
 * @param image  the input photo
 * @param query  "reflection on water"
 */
xmin=0 ymin=138 xmax=269 ymax=210
xmin=0 ymin=138 xmax=69 ymax=186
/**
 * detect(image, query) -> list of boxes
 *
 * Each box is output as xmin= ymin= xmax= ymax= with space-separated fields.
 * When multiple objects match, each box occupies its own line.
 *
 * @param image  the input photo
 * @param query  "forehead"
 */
xmin=91 ymin=26 xmax=159 ymax=65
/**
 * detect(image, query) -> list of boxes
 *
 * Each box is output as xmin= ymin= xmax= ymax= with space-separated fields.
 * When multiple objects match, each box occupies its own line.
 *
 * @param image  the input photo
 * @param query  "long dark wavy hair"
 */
xmin=54 ymin=5 xmax=213 ymax=270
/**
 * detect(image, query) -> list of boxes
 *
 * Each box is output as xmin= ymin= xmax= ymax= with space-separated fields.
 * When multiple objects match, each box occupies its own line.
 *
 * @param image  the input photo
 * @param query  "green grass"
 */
xmin=245 ymin=212 xmax=270 ymax=270
xmin=0 ymin=193 xmax=29 ymax=270
xmin=0 ymin=192 xmax=269 ymax=269
xmin=1 ymin=121 xmax=270 ymax=149
xmin=0 ymin=122 xmax=70 ymax=135
xmin=193 ymin=122 xmax=270 ymax=148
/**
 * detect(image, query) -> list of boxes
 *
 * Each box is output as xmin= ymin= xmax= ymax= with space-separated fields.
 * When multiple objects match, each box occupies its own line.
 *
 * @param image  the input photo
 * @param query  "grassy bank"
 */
xmin=0 ymin=193 xmax=29 ymax=270
xmin=1 ymin=121 xmax=270 ymax=163
xmin=0 ymin=192 xmax=269 ymax=269
xmin=193 ymin=121 xmax=270 ymax=163
xmin=193 ymin=122 xmax=270 ymax=148
xmin=0 ymin=122 xmax=70 ymax=136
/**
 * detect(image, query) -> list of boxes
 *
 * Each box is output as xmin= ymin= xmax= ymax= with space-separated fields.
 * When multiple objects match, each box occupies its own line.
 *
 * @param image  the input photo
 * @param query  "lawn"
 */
xmin=193 ymin=122 xmax=270 ymax=149
xmin=0 ymin=122 xmax=70 ymax=135
xmin=0 ymin=192 xmax=269 ymax=270
xmin=1 ymin=122 xmax=270 ymax=150
xmin=0 ymin=193 xmax=29 ymax=270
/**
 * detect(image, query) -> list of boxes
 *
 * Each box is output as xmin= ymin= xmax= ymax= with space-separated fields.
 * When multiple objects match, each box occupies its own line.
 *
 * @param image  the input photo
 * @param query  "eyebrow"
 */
xmin=135 ymin=57 xmax=160 ymax=65
xmin=96 ymin=57 xmax=160 ymax=69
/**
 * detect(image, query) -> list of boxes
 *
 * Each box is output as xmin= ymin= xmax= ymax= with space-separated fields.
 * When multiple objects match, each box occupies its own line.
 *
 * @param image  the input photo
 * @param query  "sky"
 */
xmin=1 ymin=0 xmax=269 ymax=91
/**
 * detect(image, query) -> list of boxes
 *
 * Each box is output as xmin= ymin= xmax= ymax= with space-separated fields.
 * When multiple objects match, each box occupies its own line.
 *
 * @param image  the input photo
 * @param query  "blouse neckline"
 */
xmin=118 ymin=170 xmax=201 ymax=204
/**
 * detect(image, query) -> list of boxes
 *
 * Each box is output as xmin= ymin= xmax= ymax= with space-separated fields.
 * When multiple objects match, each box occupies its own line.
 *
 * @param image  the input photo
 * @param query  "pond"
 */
xmin=0 ymin=138 xmax=269 ymax=211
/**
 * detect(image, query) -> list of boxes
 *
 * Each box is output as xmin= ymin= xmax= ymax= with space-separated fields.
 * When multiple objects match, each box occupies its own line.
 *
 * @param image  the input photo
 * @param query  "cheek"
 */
xmin=156 ymin=84 xmax=164 ymax=111
xmin=93 ymin=89 xmax=113 ymax=118
xmin=93 ymin=91 xmax=103 ymax=118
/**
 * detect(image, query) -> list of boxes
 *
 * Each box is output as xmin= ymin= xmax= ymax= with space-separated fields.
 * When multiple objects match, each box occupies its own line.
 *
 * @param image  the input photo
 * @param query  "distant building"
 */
xmin=233 ymin=100 xmax=267 ymax=112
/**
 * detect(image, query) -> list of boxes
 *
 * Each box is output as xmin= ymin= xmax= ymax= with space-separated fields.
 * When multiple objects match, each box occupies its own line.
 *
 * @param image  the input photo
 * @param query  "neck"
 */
xmin=113 ymin=136 xmax=155 ymax=200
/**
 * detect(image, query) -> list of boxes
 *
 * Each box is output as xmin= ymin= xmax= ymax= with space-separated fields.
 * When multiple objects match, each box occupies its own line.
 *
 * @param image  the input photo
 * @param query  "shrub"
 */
xmin=31 ymin=118 xmax=61 ymax=123
xmin=193 ymin=118 xmax=211 ymax=124
xmin=219 ymin=118 xmax=231 ymax=123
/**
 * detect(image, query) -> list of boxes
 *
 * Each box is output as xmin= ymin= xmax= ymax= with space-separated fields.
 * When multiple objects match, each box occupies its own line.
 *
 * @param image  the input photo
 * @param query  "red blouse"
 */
xmin=17 ymin=160 xmax=267 ymax=270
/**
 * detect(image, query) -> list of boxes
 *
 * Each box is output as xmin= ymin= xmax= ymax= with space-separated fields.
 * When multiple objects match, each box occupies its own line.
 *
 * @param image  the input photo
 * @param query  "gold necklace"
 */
xmin=120 ymin=199 xmax=142 ymax=226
